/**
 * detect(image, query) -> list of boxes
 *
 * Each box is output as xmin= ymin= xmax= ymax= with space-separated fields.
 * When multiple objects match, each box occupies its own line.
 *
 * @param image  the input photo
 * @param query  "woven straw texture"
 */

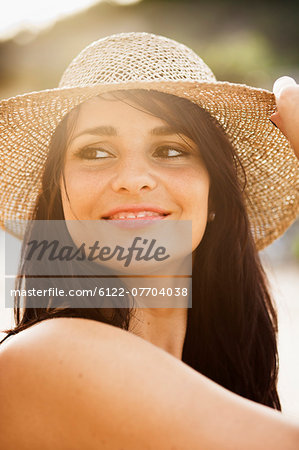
xmin=0 ymin=32 xmax=298 ymax=249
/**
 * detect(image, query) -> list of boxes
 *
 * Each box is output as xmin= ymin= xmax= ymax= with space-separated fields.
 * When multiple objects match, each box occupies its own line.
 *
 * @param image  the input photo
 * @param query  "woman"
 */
xmin=0 ymin=32 xmax=298 ymax=449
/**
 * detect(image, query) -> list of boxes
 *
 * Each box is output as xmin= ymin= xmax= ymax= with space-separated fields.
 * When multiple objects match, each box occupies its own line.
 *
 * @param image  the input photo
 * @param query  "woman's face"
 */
xmin=61 ymin=94 xmax=210 ymax=253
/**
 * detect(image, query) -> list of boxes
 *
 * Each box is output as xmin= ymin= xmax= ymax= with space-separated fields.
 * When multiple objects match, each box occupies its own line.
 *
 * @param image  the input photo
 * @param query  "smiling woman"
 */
xmin=0 ymin=32 xmax=299 ymax=449
xmin=61 ymin=92 xmax=210 ymax=252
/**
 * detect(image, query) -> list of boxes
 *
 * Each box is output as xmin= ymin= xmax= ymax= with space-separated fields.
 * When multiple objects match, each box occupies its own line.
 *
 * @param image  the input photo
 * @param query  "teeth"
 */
xmin=108 ymin=211 xmax=164 ymax=220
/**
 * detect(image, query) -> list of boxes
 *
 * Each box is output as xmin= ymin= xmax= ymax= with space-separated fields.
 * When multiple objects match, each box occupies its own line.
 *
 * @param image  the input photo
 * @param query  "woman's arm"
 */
xmin=0 ymin=317 xmax=298 ymax=450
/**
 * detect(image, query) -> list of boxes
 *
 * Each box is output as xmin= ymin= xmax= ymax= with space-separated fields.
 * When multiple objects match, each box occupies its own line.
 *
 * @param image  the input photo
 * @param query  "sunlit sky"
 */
xmin=0 ymin=0 xmax=140 ymax=40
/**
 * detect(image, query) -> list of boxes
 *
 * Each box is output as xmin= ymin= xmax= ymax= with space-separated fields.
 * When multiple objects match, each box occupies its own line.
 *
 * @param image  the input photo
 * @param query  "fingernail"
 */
xmin=269 ymin=118 xmax=279 ymax=129
xmin=273 ymin=76 xmax=296 ymax=98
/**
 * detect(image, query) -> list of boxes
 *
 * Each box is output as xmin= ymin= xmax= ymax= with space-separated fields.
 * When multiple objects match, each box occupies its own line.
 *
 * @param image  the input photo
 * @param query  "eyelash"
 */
xmin=74 ymin=146 xmax=189 ymax=160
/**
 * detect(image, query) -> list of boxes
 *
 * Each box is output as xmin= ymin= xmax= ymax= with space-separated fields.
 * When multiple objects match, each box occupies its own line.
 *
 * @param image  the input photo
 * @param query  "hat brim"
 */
xmin=0 ymin=80 xmax=298 ymax=249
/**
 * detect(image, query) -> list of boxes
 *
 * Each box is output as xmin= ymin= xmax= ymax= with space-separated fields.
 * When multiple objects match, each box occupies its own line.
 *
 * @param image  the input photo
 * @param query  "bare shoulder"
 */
xmin=0 ymin=318 xmax=196 ymax=449
xmin=1 ymin=318 xmax=298 ymax=450
xmin=0 ymin=318 xmax=119 ymax=385
xmin=0 ymin=317 xmax=151 ymax=373
xmin=0 ymin=317 xmax=132 ymax=356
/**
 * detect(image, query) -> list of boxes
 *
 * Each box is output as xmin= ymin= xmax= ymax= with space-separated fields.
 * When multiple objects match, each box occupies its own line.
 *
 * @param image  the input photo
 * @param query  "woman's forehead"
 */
xmin=73 ymin=95 xmax=173 ymax=135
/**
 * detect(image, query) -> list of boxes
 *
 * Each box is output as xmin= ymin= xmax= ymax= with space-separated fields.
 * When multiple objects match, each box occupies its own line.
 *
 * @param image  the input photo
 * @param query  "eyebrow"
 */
xmin=150 ymin=125 xmax=179 ymax=136
xmin=73 ymin=126 xmax=117 ymax=140
xmin=72 ymin=125 xmax=180 ymax=141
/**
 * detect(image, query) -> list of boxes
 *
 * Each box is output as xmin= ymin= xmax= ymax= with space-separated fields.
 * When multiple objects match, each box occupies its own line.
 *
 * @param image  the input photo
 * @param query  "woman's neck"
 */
xmin=129 ymin=307 xmax=188 ymax=360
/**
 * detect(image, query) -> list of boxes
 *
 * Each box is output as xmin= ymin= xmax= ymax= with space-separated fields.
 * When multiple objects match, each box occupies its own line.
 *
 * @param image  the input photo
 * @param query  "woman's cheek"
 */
xmin=62 ymin=166 xmax=97 ymax=218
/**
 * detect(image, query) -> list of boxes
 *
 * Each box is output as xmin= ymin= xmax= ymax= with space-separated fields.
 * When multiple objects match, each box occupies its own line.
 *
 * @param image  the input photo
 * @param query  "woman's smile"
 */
xmin=101 ymin=205 xmax=170 ymax=230
xmin=101 ymin=204 xmax=170 ymax=220
xmin=62 ymin=94 xmax=210 ymax=251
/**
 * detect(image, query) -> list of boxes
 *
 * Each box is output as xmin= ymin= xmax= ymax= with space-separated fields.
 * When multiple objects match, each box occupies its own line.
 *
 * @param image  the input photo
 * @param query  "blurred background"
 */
xmin=0 ymin=0 xmax=298 ymax=418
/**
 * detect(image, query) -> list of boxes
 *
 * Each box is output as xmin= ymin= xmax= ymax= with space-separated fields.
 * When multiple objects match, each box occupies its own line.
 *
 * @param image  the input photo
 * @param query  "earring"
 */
xmin=208 ymin=211 xmax=216 ymax=222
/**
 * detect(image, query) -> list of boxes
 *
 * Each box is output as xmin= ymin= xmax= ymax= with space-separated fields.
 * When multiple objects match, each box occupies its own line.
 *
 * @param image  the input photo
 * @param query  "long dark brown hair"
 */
xmin=2 ymin=89 xmax=281 ymax=410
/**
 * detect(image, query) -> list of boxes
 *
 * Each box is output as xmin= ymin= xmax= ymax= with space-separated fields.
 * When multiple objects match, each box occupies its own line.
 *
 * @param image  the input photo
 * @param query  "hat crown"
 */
xmin=59 ymin=32 xmax=216 ymax=88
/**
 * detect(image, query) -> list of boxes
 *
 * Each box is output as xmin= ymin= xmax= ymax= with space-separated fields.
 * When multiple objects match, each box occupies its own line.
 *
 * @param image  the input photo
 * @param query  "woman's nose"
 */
xmin=110 ymin=158 xmax=157 ymax=194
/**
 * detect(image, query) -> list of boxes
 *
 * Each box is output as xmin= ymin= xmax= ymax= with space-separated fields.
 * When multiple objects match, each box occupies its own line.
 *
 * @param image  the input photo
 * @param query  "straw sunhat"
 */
xmin=0 ymin=32 xmax=298 ymax=249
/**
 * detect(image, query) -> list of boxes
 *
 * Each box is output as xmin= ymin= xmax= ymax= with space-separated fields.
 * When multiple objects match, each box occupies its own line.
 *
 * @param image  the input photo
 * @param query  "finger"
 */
xmin=273 ymin=76 xmax=297 ymax=99
xmin=271 ymin=76 xmax=299 ymax=160
xmin=269 ymin=111 xmax=287 ymax=136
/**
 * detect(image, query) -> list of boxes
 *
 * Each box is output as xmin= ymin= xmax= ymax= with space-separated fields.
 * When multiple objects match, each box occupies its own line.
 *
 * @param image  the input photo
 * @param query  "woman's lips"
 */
xmin=102 ymin=209 xmax=170 ymax=229
xmin=101 ymin=204 xmax=170 ymax=220
xmin=106 ymin=211 xmax=167 ymax=220
xmin=105 ymin=215 xmax=169 ymax=230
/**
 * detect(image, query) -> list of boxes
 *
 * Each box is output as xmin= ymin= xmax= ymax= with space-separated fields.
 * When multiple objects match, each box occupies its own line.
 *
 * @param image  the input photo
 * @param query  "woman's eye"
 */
xmin=76 ymin=147 xmax=113 ymax=160
xmin=154 ymin=147 xmax=187 ymax=158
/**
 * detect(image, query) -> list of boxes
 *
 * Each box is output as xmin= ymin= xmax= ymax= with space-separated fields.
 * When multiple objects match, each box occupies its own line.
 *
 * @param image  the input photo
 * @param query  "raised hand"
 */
xmin=270 ymin=76 xmax=299 ymax=160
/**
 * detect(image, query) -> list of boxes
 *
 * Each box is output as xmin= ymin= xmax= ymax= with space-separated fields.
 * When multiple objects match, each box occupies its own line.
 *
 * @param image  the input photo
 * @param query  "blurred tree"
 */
xmin=0 ymin=0 xmax=298 ymax=98
xmin=140 ymin=0 xmax=299 ymax=67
